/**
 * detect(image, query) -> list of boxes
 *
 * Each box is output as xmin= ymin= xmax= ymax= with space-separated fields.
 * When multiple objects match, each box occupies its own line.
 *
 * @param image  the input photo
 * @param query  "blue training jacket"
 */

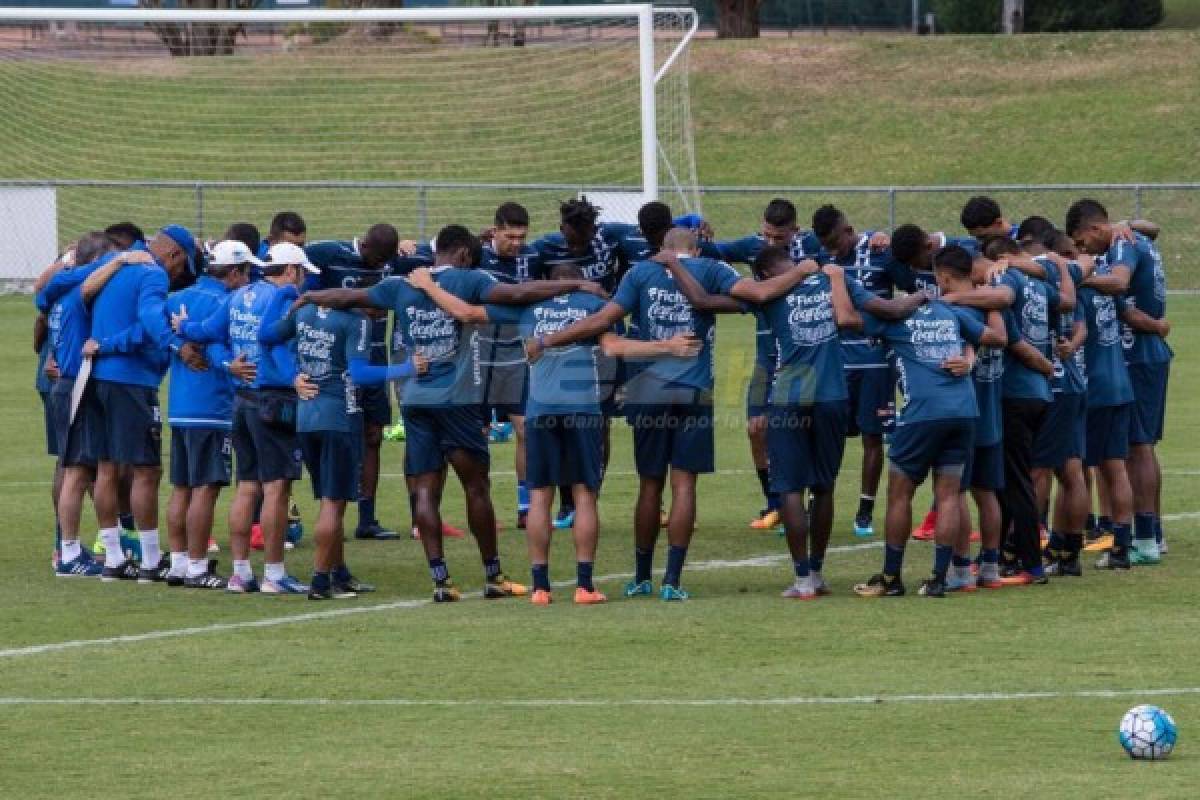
xmin=166 ymin=276 xmax=237 ymax=428
xmin=179 ymin=279 xmax=297 ymax=390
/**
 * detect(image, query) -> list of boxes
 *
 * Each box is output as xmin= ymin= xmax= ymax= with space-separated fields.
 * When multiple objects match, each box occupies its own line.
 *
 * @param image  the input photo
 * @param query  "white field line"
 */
xmin=3 ymin=686 xmax=1200 ymax=709
xmin=0 ymin=542 xmax=882 ymax=661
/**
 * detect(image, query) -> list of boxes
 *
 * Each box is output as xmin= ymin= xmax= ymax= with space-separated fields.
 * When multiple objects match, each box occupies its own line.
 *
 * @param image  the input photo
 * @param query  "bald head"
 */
xmin=360 ymin=223 xmax=399 ymax=269
xmin=662 ymin=226 xmax=698 ymax=256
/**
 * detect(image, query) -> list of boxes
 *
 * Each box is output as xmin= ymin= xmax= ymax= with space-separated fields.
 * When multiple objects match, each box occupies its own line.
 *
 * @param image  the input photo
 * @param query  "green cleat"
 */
xmin=659 ymin=584 xmax=690 ymax=602
xmin=383 ymin=422 xmax=406 ymax=442
xmin=1130 ymin=544 xmax=1162 ymax=566
xmin=623 ymin=579 xmax=653 ymax=597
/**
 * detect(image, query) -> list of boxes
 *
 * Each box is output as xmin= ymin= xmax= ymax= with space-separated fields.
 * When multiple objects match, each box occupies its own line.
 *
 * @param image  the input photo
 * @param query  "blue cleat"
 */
xmin=623 ymin=579 xmax=654 ymax=597
xmin=553 ymin=509 xmax=575 ymax=530
xmin=660 ymin=585 xmax=691 ymax=602
xmin=488 ymin=421 xmax=514 ymax=443
xmin=56 ymin=552 xmax=103 ymax=578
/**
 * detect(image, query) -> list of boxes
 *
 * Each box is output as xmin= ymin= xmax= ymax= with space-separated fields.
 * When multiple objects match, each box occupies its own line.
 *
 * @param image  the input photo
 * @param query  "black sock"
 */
xmin=576 ymin=561 xmax=594 ymax=591
xmin=1065 ymin=533 xmax=1084 ymax=557
xmin=856 ymin=495 xmax=875 ymax=519
xmin=634 ymin=547 xmax=653 ymax=583
xmin=531 ymin=563 xmax=550 ymax=591
xmin=663 ymin=544 xmax=687 ymax=588
xmin=756 ymin=468 xmax=771 ymax=504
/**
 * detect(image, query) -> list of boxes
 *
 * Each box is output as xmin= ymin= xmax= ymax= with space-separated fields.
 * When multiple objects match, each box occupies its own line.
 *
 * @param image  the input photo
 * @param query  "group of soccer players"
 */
xmin=33 ymin=191 xmax=1172 ymax=602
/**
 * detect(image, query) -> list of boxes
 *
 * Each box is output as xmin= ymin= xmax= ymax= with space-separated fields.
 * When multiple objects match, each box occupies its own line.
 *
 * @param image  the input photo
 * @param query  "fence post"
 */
xmin=1133 ymin=185 xmax=1143 ymax=219
xmin=195 ymin=182 xmax=204 ymax=238
xmin=887 ymin=187 xmax=896 ymax=231
xmin=417 ymin=185 xmax=428 ymax=240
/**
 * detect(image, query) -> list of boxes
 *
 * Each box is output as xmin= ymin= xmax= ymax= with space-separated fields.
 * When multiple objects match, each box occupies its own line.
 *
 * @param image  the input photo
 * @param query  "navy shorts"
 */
xmin=766 ymin=402 xmax=847 ymax=494
xmin=526 ymin=413 xmax=604 ymax=490
xmin=965 ymin=442 xmax=1004 ymax=491
xmin=401 ymin=405 xmax=489 ymax=476
xmin=301 ymin=429 xmax=363 ymax=501
xmin=888 ymin=418 xmax=975 ymax=484
xmin=93 ymin=380 xmax=162 ymax=467
xmin=1033 ymin=392 xmax=1086 ymax=469
xmin=357 ymin=385 xmax=392 ymax=428
xmin=40 ymin=390 xmax=57 ymax=457
xmin=845 ymin=367 xmax=895 ymax=437
xmin=52 ymin=378 xmax=100 ymax=468
xmin=169 ymin=427 xmax=232 ymax=488
xmin=746 ymin=363 xmax=773 ymax=419
xmin=232 ymin=391 xmax=302 ymax=484
xmin=484 ymin=361 xmax=529 ymax=420
xmin=1085 ymin=403 xmax=1131 ymax=467
xmin=626 ymin=395 xmax=715 ymax=478
xmin=1128 ymin=362 xmax=1169 ymax=445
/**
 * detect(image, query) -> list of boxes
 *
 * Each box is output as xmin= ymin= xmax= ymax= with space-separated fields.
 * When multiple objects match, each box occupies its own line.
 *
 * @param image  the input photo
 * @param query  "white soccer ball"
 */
xmin=1118 ymin=704 xmax=1177 ymax=760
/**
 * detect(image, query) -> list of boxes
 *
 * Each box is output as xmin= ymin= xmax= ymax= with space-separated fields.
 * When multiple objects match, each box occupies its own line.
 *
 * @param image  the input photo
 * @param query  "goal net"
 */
xmin=0 ymin=4 xmax=699 ymax=284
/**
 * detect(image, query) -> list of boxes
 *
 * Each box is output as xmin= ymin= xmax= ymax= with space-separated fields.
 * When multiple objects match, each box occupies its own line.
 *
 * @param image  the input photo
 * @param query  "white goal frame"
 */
xmin=0 ymin=4 xmax=699 ymax=206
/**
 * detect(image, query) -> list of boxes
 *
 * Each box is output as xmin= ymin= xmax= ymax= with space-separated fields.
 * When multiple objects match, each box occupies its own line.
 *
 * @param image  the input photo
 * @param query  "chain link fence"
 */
xmin=2 ymin=180 xmax=1197 ymax=289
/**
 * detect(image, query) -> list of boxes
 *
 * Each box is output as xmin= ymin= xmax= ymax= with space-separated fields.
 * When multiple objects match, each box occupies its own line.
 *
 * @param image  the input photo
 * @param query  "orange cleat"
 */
xmin=911 ymin=510 xmax=937 ymax=541
xmin=249 ymin=523 xmax=264 ymax=551
xmin=969 ymin=530 xmax=981 ymax=543
xmin=573 ymin=587 xmax=608 ymax=605
xmin=978 ymin=575 xmax=1004 ymax=590
xmin=530 ymin=589 xmax=553 ymax=606
xmin=442 ymin=521 xmax=466 ymax=539
xmin=750 ymin=509 xmax=781 ymax=530
xmin=999 ymin=571 xmax=1047 ymax=587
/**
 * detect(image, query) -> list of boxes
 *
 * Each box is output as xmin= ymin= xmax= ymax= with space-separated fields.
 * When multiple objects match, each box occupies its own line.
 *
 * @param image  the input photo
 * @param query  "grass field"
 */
xmin=0 ymin=290 xmax=1198 ymax=798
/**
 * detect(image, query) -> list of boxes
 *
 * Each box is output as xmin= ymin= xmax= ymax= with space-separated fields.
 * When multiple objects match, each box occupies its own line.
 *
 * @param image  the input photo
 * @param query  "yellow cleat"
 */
xmin=1083 ymin=534 xmax=1114 ymax=553
xmin=484 ymin=574 xmax=528 ymax=598
xmin=750 ymin=509 xmax=781 ymax=530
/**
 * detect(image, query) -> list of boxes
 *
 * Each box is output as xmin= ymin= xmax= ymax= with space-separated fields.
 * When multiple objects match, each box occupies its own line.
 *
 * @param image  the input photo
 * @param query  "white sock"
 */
xmin=264 ymin=562 xmax=286 ymax=583
xmin=99 ymin=527 xmax=122 ymax=567
xmin=187 ymin=558 xmax=208 ymax=578
xmin=168 ymin=551 xmax=188 ymax=577
xmin=61 ymin=540 xmax=82 ymax=564
xmin=810 ymin=570 xmax=825 ymax=587
xmin=233 ymin=560 xmax=254 ymax=581
xmin=139 ymin=529 xmax=161 ymax=568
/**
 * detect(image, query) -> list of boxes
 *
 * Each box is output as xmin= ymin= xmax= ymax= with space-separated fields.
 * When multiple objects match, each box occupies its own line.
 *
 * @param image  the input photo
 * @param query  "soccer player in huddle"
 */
xmin=811 ymin=204 xmax=915 ymax=538
xmin=1068 ymin=198 xmax=1172 ymax=564
xmin=162 ymin=240 xmax=259 ymax=589
xmin=38 ymin=234 xmax=145 ymax=576
xmin=259 ymin=280 xmax=427 ymax=599
xmin=175 ymin=242 xmax=317 ymax=594
xmin=82 ymin=225 xmax=200 ymax=583
xmin=478 ymin=202 xmax=545 ymax=529
xmin=305 ymin=223 xmax=408 ymax=541
xmin=697 ymin=198 xmax=820 ymax=530
xmin=297 ymin=224 xmax=600 ymax=602
xmin=1019 ymin=226 xmax=1090 ymax=576
xmin=853 ymin=245 xmax=1006 ymax=598
xmin=934 ymin=249 xmax=1010 ymax=590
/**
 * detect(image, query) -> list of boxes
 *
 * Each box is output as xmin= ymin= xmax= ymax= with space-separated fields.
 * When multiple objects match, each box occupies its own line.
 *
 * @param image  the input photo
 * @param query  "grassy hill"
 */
xmin=0 ymin=27 xmax=1196 ymax=282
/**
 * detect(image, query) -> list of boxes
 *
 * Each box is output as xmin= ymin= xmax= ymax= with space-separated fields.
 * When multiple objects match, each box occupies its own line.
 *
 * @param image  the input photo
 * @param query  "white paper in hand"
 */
xmin=69 ymin=356 xmax=92 ymax=426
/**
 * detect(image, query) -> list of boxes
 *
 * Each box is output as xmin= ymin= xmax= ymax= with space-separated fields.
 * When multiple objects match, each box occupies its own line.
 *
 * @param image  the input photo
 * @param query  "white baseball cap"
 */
xmin=267 ymin=242 xmax=319 ymax=274
xmin=207 ymin=239 xmax=265 ymax=268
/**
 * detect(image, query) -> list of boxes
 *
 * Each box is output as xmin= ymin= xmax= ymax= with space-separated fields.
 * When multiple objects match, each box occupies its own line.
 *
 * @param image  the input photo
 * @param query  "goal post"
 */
xmin=0 ymin=4 xmax=699 ymax=281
